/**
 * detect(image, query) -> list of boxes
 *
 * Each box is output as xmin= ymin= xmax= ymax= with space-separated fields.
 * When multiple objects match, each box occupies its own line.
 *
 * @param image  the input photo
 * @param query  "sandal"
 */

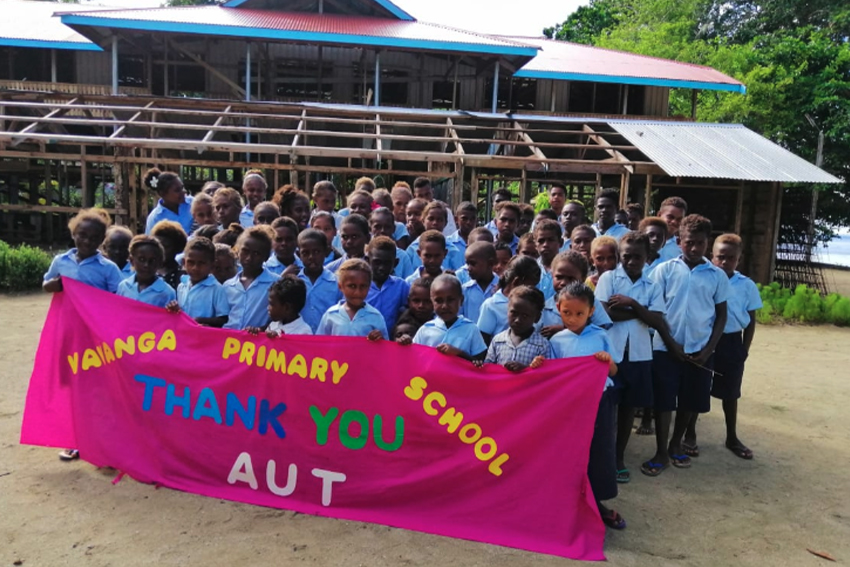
xmin=616 ymin=469 xmax=631 ymax=483
xmin=635 ymin=424 xmax=655 ymax=435
xmin=726 ymin=442 xmax=754 ymax=460
xmin=601 ymin=510 xmax=627 ymax=530
xmin=669 ymin=453 xmax=692 ymax=469
xmin=682 ymin=442 xmax=700 ymax=458
xmin=640 ymin=460 xmax=668 ymax=477
xmin=58 ymin=449 xmax=79 ymax=461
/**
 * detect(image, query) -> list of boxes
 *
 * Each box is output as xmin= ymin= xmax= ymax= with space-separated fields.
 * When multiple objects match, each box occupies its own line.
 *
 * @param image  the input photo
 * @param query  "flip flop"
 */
xmin=58 ymin=449 xmax=79 ymax=461
xmin=682 ymin=442 xmax=700 ymax=457
xmin=727 ymin=443 xmax=754 ymax=460
xmin=635 ymin=424 xmax=655 ymax=436
xmin=669 ymin=453 xmax=692 ymax=469
xmin=616 ymin=469 xmax=631 ymax=483
xmin=601 ymin=510 xmax=627 ymax=530
xmin=640 ymin=460 xmax=668 ymax=477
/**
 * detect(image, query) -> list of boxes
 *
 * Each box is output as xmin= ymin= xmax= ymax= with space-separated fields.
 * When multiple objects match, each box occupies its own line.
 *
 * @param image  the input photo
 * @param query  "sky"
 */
xmin=79 ymin=0 xmax=586 ymax=37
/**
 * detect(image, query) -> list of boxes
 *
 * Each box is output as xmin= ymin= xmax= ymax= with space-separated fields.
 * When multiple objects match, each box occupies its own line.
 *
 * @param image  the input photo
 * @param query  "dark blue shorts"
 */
xmin=616 ymin=357 xmax=654 ymax=408
xmin=588 ymin=388 xmax=618 ymax=502
xmin=711 ymin=332 xmax=746 ymax=400
xmin=652 ymin=350 xmax=714 ymax=413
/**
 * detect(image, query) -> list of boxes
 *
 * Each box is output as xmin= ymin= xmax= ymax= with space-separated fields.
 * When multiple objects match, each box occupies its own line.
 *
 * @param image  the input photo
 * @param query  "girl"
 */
xmin=317 ymin=259 xmax=387 ymax=340
xmin=639 ymin=216 xmax=669 ymax=278
xmin=240 ymin=170 xmax=268 ymax=227
xmin=493 ymin=242 xmax=513 ymax=278
xmin=517 ymin=233 xmax=538 ymax=259
xmin=213 ymin=223 xmax=244 ymax=249
xmin=190 ymin=192 xmax=215 ymax=233
xmin=144 ymin=168 xmax=193 ymax=235
xmin=391 ymin=183 xmax=414 ymax=229
xmin=117 ymin=235 xmax=176 ymax=308
xmin=192 ymin=224 xmax=220 ymax=241
xmin=310 ymin=211 xmax=344 ymax=265
xmin=213 ymin=187 xmax=244 ymax=229
xmin=312 ymin=180 xmax=339 ymax=220
xmin=375 ymin=188 xmax=410 ymax=249
xmin=252 ymin=201 xmax=281 ymax=226
xmin=346 ymin=189 xmax=373 ymax=219
xmin=570 ymin=224 xmax=595 ymax=266
xmin=407 ymin=201 xmax=464 ymax=271
xmin=328 ymin=214 xmax=370 ymax=272
xmin=296 ymin=229 xmax=343 ymax=332
xmin=201 ymin=180 xmax=225 ymax=197
xmin=484 ymin=285 xmax=550 ymax=372
xmin=392 ymin=313 xmax=421 ymax=342
xmin=213 ymin=243 xmax=238 ymax=284
xmin=102 ymin=225 xmax=133 ymax=280
xmin=274 ymin=185 xmax=311 ymax=231
xmin=43 ymin=208 xmax=122 ymax=293
xmin=172 ymin=237 xmax=229 ymax=327
xmin=587 ymin=235 xmax=618 ymax=290
xmin=370 ymin=207 xmax=412 ymax=279
xmin=223 ymin=225 xmax=279 ymax=330
xmin=477 ymin=255 xmax=542 ymax=345
xmin=539 ymin=250 xmax=613 ymax=337
xmin=266 ymin=276 xmax=313 ymax=336
xmin=265 ymin=216 xmax=302 ymax=276
xmin=405 ymin=198 xmax=427 ymax=243
xmin=150 ymin=220 xmax=187 ymax=290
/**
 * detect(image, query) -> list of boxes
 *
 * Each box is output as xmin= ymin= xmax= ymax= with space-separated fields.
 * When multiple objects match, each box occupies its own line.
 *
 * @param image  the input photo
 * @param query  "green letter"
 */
xmin=309 ymin=406 xmax=339 ymax=446
xmin=372 ymin=415 xmax=404 ymax=452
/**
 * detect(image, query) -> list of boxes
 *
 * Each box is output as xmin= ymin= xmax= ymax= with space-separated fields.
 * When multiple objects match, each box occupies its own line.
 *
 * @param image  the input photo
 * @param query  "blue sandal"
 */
xmin=669 ymin=453 xmax=692 ymax=468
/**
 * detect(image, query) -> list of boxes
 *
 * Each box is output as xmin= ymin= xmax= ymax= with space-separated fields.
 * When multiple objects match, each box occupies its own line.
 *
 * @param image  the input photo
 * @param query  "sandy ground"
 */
xmin=825 ymin=268 xmax=850 ymax=296
xmin=1 ymin=294 xmax=849 ymax=567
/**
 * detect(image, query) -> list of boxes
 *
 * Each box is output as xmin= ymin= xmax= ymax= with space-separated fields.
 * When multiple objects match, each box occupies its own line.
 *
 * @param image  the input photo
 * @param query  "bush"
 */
xmin=0 ymin=241 xmax=54 ymax=292
xmin=756 ymin=282 xmax=850 ymax=327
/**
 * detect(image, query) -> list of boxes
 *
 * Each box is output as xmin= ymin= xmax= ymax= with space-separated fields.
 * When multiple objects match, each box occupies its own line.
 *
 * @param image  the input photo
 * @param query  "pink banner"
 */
xmin=21 ymin=277 xmax=608 ymax=560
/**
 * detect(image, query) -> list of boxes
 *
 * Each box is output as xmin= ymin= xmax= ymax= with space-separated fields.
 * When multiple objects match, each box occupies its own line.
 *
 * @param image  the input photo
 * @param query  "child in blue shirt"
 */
xmin=405 ymin=230 xmax=451 ymax=285
xmin=407 ymin=201 xmax=464 ymax=271
xmin=534 ymin=219 xmax=563 ymax=300
xmin=117 ymin=235 xmax=177 ymax=308
xmin=478 ymin=255 xmax=542 ymax=345
xmin=446 ymin=201 xmax=478 ymax=255
xmin=656 ymin=196 xmax=688 ymax=263
xmin=549 ymin=282 xmax=623 ymax=530
xmin=170 ymin=237 xmax=229 ymax=327
xmin=490 ymin=201 xmax=521 ymax=255
xmin=399 ymin=274 xmax=486 ymax=362
xmin=240 ymin=170 xmax=269 ymax=228
xmin=102 ymin=225 xmax=133 ymax=280
xmin=643 ymin=214 xmax=729 ymax=477
xmin=639 ymin=216 xmax=669 ymax=278
xmin=213 ymin=243 xmax=238 ymax=284
xmin=365 ymin=236 xmax=409 ymax=331
xmin=707 ymin=233 xmax=762 ymax=461
xmin=453 ymin=227 xmax=494 ymax=284
xmin=43 ymin=209 xmax=123 ymax=294
xmin=144 ymin=168 xmax=193 ymax=235
xmin=310 ymin=212 xmax=344 ymax=266
xmin=460 ymin=242 xmax=498 ymax=324
xmin=327 ymin=214 xmax=370 ymax=273
xmin=223 ymin=226 xmax=279 ymax=330
xmin=296 ymin=229 xmax=343 ymax=332
xmin=317 ymin=259 xmax=388 ymax=340
xmin=150 ymin=220 xmax=187 ymax=291
xmin=539 ymin=250 xmax=613 ymax=337
xmin=370 ymin=207 xmax=413 ymax=279
xmin=265 ymin=216 xmax=302 ymax=276
xmin=484 ymin=286 xmax=550 ymax=372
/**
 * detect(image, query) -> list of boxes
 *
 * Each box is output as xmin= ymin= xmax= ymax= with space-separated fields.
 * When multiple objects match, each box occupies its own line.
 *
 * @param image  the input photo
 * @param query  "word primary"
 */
xmin=221 ymin=337 xmax=349 ymax=384
xmin=67 ymin=330 xmax=176 ymax=375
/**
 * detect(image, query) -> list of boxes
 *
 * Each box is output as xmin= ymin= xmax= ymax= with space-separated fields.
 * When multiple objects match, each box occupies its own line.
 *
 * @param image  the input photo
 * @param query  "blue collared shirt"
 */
xmin=657 ymin=237 xmax=680 ymax=263
xmin=643 ymin=256 xmax=664 ymax=279
xmin=560 ymin=238 xmax=571 ymax=253
xmin=592 ymin=222 xmax=629 ymax=240
xmin=595 ymin=265 xmax=665 ymax=363
xmin=117 ymin=275 xmax=176 ymax=308
xmin=407 ymin=237 xmax=465 ymax=271
xmin=485 ymin=329 xmax=553 ymax=366
xmin=405 ymin=266 xmax=446 ymax=285
xmin=177 ymin=274 xmax=230 ymax=319
xmin=317 ymin=302 xmax=388 ymax=339
xmin=297 ymin=267 xmax=343 ymax=332
xmin=477 ymin=289 xmax=509 ymax=336
xmin=725 ymin=271 xmax=762 ymax=333
xmin=223 ymin=268 xmax=279 ymax=329
xmin=393 ymin=222 xmax=409 ymax=242
xmin=454 ymin=265 xmax=470 ymax=284
xmin=550 ymin=324 xmax=614 ymax=388
xmin=446 ymin=231 xmax=468 ymax=255
xmin=239 ymin=205 xmax=254 ymax=228
xmin=119 ymin=262 xmax=134 ymax=280
xmin=539 ymin=296 xmax=613 ymax=330
xmin=44 ymin=249 xmax=123 ymax=293
xmin=264 ymin=254 xmax=303 ymax=276
xmin=488 ymin=228 xmax=520 ymax=255
xmin=394 ymin=247 xmax=414 ymax=279
xmin=537 ymin=259 xmax=555 ymax=300
xmin=326 ymin=254 xmax=368 ymax=274
xmin=650 ymin=257 xmax=730 ymax=353
xmin=367 ymin=276 xmax=410 ymax=331
xmin=145 ymin=195 xmax=194 ymax=235
xmin=413 ymin=316 xmax=486 ymax=356
xmin=461 ymin=274 xmax=499 ymax=324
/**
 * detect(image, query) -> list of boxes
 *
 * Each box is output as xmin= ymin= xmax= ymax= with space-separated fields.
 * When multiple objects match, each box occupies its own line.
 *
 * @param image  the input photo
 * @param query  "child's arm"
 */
xmin=690 ymin=301 xmax=727 ymax=365
xmin=540 ymin=324 xmax=564 ymax=338
xmin=593 ymin=351 xmax=618 ymax=376
xmin=367 ymin=329 xmax=383 ymax=342
xmin=43 ymin=277 xmax=63 ymax=293
xmin=166 ymin=300 xmax=180 ymax=313
xmin=600 ymin=299 xmax=638 ymax=322
xmin=743 ymin=309 xmax=757 ymax=354
xmin=436 ymin=344 xmax=485 ymax=364
xmin=606 ymin=295 xmax=665 ymax=329
xmin=654 ymin=318 xmax=687 ymax=361
xmin=396 ymin=334 xmax=412 ymax=346
xmin=197 ymin=315 xmax=228 ymax=328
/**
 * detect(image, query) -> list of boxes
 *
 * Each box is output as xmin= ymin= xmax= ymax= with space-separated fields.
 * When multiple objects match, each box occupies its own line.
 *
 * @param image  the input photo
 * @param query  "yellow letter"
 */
xmin=67 ymin=352 xmax=79 ymax=375
xmin=404 ymin=377 xmax=427 ymax=401
xmin=438 ymin=407 xmax=464 ymax=433
xmin=458 ymin=423 xmax=482 ymax=444
xmin=310 ymin=357 xmax=328 ymax=382
xmin=222 ymin=337 xmax=241 ymax=360
xmin=330 ymin=360 xmax=349 ymax=385
xmin=474 ymin=437 xmax=498 ymax=461
xmin=81 ymin=349 xmax=102 ymax=371
xmin=423 ymin=391 xmax=446 ymax=416
xmin=138 ymin=332 xmax=156 ymax=353
xmin=239 ymin=341 xmax=256 ymax=365
xmin=101 ymin=343 xmax=115 ymax=364
xmin=114 ymin=336 xmax=136 ymax=359
xmin=288 ymin=354 xmax=307 ymax=378
xmin=256 ymin=345 xmax=266 ymax=368
xmin=157 ymin=329 xmax=176 ymax=352
xmin=488 ymin=453 xmax=509 ymax=477
xmin=265 ymin=349 xmax=287 ymax=373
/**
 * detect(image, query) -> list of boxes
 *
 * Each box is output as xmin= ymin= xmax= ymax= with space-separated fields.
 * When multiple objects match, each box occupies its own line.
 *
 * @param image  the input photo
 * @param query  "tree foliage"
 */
xmin=546 ymin=0 xmax=850 ymax=234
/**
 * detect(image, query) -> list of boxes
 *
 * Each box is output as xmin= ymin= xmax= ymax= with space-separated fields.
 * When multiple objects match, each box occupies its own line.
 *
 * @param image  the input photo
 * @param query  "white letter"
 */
xmin=266 ymin=461 xmax=297 ymax=496
xmin=311 ymin=468 xmax=346 ymax=507
xmin=227 ymin=452 xmax=258 ymax=490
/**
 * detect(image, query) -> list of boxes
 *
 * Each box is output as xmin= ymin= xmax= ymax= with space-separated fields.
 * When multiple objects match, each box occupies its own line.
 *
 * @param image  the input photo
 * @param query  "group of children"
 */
xmin=44 ymin=172 xmax=763 ymax=533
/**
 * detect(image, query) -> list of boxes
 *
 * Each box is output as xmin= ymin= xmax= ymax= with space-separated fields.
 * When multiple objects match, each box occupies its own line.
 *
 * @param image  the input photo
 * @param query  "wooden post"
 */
xmin=622 ymin=84 xmax=629 ymax=114
xmin=619 ymin=171 xmax=630 ymax=208
xmin=470 ymin=168 xmax=479 ymax=211
xmin=520 ymin=167 xmax=528 ymax=204
xmin=550 ymin=81 xmax=556 ymax=113
xmin=44 ymin=159 xmax=53 ymax=242
xmin=734 ymin=181 xmax=745 ymax=234
xmin=128 ymin=161 xmax=138 ymax=232
xmin=374 ymin=51 xmax=381 ymax=107
xmin=644 ymin=174 xmax=653 ymax=214
xmin=111 ymin=36 xmax=119 ymax=95
xmin=452 ymin=161 xmax=464 ymax=210
xmin=80 ymin=146 xmax=90 ymax=208
xmin=767 ymin=182 xmax=783 ymax=283
xmin=452 ymin=57 xmax=459 ymax=110
xmin=50 ymin=49 xmax=57 ymax=83
xmin=163 ymin=39 xmax=169 ymax=96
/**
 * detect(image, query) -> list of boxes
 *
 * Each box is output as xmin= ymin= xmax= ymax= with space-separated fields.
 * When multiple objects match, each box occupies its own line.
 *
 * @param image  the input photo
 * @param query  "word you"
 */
xmin=309 ymin=406 xmax=404 ymax=452
xmin=221 ymin=338 xmax=349 ymax=384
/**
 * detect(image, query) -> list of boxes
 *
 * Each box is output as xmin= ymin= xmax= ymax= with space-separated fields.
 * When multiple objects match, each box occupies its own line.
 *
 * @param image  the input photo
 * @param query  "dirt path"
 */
xmin=1 ymin=293 xmax=848 ymax=566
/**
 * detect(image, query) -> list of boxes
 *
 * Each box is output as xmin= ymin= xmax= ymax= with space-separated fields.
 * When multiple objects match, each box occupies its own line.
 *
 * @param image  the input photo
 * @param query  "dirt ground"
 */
xmin=825 ymin=267 xmax=850 ymax=296
xmin=1 ymin=293 xmax=849 ymax=567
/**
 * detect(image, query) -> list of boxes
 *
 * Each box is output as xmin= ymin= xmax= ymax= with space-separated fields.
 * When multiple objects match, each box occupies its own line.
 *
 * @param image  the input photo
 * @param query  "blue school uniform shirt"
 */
xmin=145 ymin=195 xmax=194 ymax=235
xmin=405 ymin=266 xmax=446 ymax=285
xmin=177 ymin=274 xmax=230 ymax=319
xmin=592 ymin=222 xmax=629 ymax=240
xmin=595 ymin=265 xmax=665 ymax=363
xmin=223 ymin=268 xmax=278 ymax=330
xmin=477 ymin=290 xmax=509 ymax=337
xmin=454 ymin=265 xmax=470 ymax=284
xmin=488 ymin=229 xmax=520 ymax=255
xmin=393 ymin=222 xmax=409 ymax=242
xmin=317 ymin=302 xmax=389 ymax=339
xmin=643 ymin=256 xmax=664 ymax=279
xmin=725 ymin=271 xmax=762 ymax=333
xmin=537 ymin=259 xmax=555 ymax=300
xmin=461 ymin=274 xmax=499 ymax=324
xmin=394 ymin=248 xmax=414 ymax=279
xmin=446 ymin=231 xmax=468 ymax=255
xmin=119 ymin=262 xmax=134 ymax=280
xmin=539 ymin=295 xmax=613 ymax=330
xmin=264 ymin=254 xmax=303 ymax=276
xmin=550 ymin=324 xmax=614 ymax=388
xmin=117 ymin=275 xmax=176 ymax=308
xmin=239 ymin=205 xmax=254 ymax=228
xmin=560 ymin=238 xmax=571 ymax=253
xmin=413 ymin=316 xmax=486 ymax=357
xmin=657 ymin=237 xmax=680 ymax=263
xmin=44 ymin=249 xmax=123 ymax=293
xmin=298 ymin=267 xmax=343 ymax=332
xmin=406 ymin=237 xmax=465 ymax=272
xmin=367 ymin=276 xmax=409 ymax=330
xmin=650 ymin=257 xmax=730 ymax=353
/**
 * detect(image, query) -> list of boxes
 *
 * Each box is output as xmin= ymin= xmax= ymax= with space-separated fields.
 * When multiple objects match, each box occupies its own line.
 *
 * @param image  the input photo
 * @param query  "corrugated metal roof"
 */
xmin=223 ymin=0 xmax=415 ymax=21
xmin=60 ymin=7 xmax=537 ymax=57
xmin=512 ymin=37 xmax=745 ymax=93
xmin=608 ymin=121 xmax=842 ymax=183
xmin=0 ymin=0 xmax=101 ymax=51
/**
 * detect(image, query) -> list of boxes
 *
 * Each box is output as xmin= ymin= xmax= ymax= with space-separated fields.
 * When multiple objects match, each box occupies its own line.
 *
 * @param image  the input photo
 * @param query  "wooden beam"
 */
xmin=644 ymin=174 xmax=653 ymax=214
xmin=513 ymin=121 xmax=546 ymax=160
xmin=0 ymin=203 xmax=128 ymax=215
xmin=446 ymin=117 xmax=464 ymax=155
xmin=199 ymin=104 xmax=232 ymax=152
xmin=110 ymin=100 xmax=156 ymax=139
xmin=10 ymin=97 xmax=78 ymax=147
xmin=582 ymin=124 xmax=634 ymax=174
xmin=166 ymin=39 xmax=246 ymax=99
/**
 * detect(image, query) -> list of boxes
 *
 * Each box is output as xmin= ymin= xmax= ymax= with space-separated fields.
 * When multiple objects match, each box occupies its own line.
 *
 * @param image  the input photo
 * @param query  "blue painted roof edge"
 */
xmin=514 ymin=69 xmax=747 ymax=94
xmin=222 ymin=0 xmax=415 ymax=21
xmin=61 ymin=14 xmax=537 ymax=57
xmin=0 ymin=38 xmax=102 ymax=51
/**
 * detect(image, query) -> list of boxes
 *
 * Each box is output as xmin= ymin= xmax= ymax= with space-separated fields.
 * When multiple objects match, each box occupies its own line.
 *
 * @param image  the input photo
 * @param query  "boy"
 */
xmin=366 ymin=236 xmax=410 ymax=331
xmin=447 ymin=201 xmax=478 ymax=255
xmin=517 ymin=203 xmax=535 ymax=237
xmin=639 ymin=216 xmax=669 ymax=278
xmin=327 ymin=214 xmax=370 ymax=273
xmin=700 ymin=234 xmax=761 ymax=460
xmin=642 ymin=215 xmax=729 ymax=477
xmin=223 ymin=226 xmax=278 ymax=330
xmin=460 ymin=242 xmax=498 ymax=324
xmin=485 ymin=285 xmax=550 ymax=371
xmin=595 ymin=231 xmax=667 ymax=483
xmin=454 ymin=227 xmax=495 ymax=284
xmin=656 ymin=196 xmax=688 ymax=263
xmin=266 ymin=216 xmax=302 ymax=276
xmin=391 ymin=183 xmax=413 ymax=227
xmin=317 ymin=259 xmax=387 ymax=340
xmin=484 ymin=188 xmax=514 ymax=232
xmin=413 ymin=177 xmax=457 ymax=236
xmin=296 ymin=229 xmax=343 ymax=332
xmin=172 ymin=237 xmax=229 ymax=327
xmin=117 ymin=235 xmax=177 ymax=307
xmin=560 ymin=201 xmax=586 ymax=252
xmin=626 ymin=203 xmax=644 ymax=231
xmin=592 ymin=189 xmax=629 ymax=239
xmin=489 ymin=201 xmax=521 ymax=254
xmin=370 ymin=207 xmax=413 ymax=279
xmin=103 ymin=225 xmax=134 ymax=280
xmin=406 ymin=230 xmax=450 ymax=284
xmin=400 ymin=274 xmax=486 ymax=362
xmin=407 ymin=201 xmax=464 ymax=271
xmin=405 ymin=198 xmax=428 ymax=244
xmin=534 ymin=219 xmax=562 ymax=300
xmin=548 ymin=183 xmax=567 ymax=219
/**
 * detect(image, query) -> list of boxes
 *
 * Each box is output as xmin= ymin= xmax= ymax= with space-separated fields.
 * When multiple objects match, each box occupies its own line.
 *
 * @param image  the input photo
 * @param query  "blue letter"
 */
xmin=225 ymin=393 xmax=256 ymax=430
xmin=165 ymin=384 xmax=191 ymax=418
xmin=258 ymin=399 xmax=287 ymax=439
xmin=192 ymin=387 xmax=222 ymax=424
xmin=134 ymin=374 xmax=166 ymax=411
